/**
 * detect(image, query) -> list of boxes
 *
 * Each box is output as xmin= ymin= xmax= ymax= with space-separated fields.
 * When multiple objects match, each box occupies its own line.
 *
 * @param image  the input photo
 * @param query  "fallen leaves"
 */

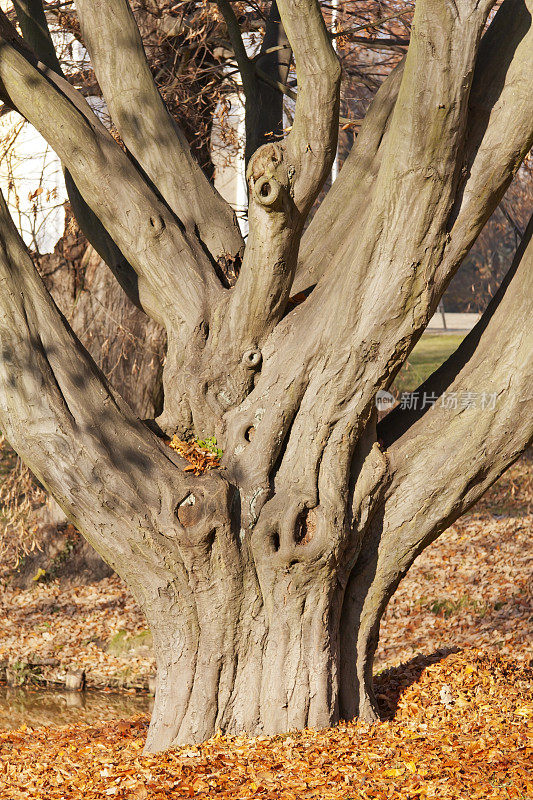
xmin=375 ymin=454 xmax=532 ymax=674
xmin=0 ymin=455 xmax=530 ymax=703
xmin=0 ymin=647 xmax=531 ymax=799
xmin=0 ymin=457 xmax=531 ymax=796
xmin=0 ymin=577 xmax=153 ymax=694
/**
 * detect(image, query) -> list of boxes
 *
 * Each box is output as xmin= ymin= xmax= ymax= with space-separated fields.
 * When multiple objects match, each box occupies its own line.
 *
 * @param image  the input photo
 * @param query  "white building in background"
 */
xmin=0 ymin=83 xmax=249 ymax=253
xmin=0 ymin=0 xmax=251 ymax=252
xmin=0 ymin=114 xmax=67 ymax=253
xmin=0 ymin=4 xmax=99 ymax=254
xmin=211 ymin=31 xmax=258 ymax=238
xmin=211 ymin=94 xmax=249 ymax=237
xmin=0 ymin=0 xmax=66 ymax=252
xmin=0 ymin=97 xmax=106 ymax=254
xmin=0 ymin=18 xmax=300 ymax=250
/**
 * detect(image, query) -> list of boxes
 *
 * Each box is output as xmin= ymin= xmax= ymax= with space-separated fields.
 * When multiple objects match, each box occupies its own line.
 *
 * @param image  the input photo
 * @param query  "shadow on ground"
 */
xmin=374 ymin=647 xmax=461 ymax=719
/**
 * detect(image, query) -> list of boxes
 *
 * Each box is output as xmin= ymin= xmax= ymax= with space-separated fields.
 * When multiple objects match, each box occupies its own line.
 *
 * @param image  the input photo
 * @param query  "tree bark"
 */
xmin=145 ymin=555 xmax=345 ymax=750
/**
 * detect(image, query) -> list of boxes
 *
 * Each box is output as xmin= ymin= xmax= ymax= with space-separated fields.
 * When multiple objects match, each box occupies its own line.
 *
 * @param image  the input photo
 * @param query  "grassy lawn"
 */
xmin=393 ymin=333 xmax=465 ymax=395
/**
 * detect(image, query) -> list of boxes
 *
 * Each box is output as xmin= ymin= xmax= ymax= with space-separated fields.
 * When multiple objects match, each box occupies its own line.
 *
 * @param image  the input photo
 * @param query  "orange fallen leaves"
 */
xmin=0 ymin=648 xmax=531 ymax=799
xmin=167 ymin=437 xmax=221 ymax=475
xmin=0 ymin=457 xmax=530 ymax=797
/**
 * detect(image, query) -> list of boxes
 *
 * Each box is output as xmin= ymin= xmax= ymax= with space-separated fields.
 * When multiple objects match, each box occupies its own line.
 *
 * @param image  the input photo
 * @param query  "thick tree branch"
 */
xmin=344 ymin=0 xmax=533 ymax=357
xmin=0 ymin=187 xmax=229 ymax=560
xmin=0 ymin=12 xmax=221 ymax=330
xmin=385 ymin=214 xmax=533 ymax=526
xmin=246 ymin=2 xmax=292 ymax=162
xmin=0 ymin=189 xmax=177 ymax=531
xmin=12 ymin=0 xmax=141 ymax=311
xmin=293 ymin=0 xmax=524 ymax=409
xmin=223 ymin=0 xmax=500 ymax=536
xmin=341 ymin=216 xmax=533 ymax=721
xmin=357 ymin=0 xmax=494 ymax=275
xmin=298 ymin=0 xmax=531 ymax=311
xmin=218 ymin=2 xmax=292 ymax=165
xmin=216 ymin=0 xmax=257 ymax=97
xmin=75 ymin=0 xmax=243 ymax=267
xmin=206 ymin=0 xmax=340 ymax=379
xmin=12 ymin=0 xmax=60 ymax=71
xmin=276 ymin=0 xmax=341 ymax=215
xmin=435 ymin=0 xmax=533 ymax=289
xmin=292 ymin=57 xmax=404 ymax=295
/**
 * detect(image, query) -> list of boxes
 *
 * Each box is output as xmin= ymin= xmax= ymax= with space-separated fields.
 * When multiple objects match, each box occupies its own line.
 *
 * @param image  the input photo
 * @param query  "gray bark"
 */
xmin=217 ymin=1 xmax=292 ymax=165
xmin=75 ymin=0 xmax=243 ymax=268
xmin=0 ymin=0 xmax=531 ymax=754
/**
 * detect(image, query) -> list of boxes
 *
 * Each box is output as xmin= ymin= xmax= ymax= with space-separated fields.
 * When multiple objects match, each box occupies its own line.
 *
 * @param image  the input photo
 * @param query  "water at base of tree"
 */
xmin=0 ymin=686 xmax=152 ymax=731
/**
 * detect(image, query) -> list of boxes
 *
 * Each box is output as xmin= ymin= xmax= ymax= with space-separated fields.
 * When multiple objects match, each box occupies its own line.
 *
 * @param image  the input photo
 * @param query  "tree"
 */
xmin=0 ymin=0 xmax=531 ymax=753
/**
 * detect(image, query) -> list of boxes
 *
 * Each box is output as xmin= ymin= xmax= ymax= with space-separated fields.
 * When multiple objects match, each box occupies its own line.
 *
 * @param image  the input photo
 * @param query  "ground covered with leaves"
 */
xmin=0 ymin=454 xmax=531 ymax=797
xmin=0 ymin=648 xmax=531 ymax=799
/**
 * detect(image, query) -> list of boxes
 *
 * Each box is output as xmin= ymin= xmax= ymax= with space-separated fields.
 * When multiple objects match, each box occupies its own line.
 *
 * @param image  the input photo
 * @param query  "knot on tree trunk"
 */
xmin=247 ymin=142 xmax=293 ymax=212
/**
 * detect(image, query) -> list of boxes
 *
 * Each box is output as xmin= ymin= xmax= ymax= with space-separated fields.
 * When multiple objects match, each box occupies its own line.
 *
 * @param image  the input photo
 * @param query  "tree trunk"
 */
xmin=144 ymin=550 xmax=346 ymax=750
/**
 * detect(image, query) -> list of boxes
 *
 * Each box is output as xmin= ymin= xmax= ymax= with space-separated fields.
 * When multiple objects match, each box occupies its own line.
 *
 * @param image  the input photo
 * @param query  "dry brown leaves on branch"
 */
xmin=0 ymin=647 xmax=531 ymax=799
xmin=168 ymin=436 xmax=222 ymax=474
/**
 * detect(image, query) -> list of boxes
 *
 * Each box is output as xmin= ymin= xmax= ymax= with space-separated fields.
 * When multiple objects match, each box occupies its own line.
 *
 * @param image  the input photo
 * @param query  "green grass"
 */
xmin=426 ymin=596 xmax=487 ymax=619
xmin=393 ymin=333 xmax=465 ymax=395
xmin=106 ymin=629 xmax=153 ymax=656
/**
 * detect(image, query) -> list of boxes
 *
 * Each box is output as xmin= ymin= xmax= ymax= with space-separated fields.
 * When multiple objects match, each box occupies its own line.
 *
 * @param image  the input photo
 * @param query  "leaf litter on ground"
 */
xmin=0 ymin=454 xmax=531 ymax=798
xmin=0 ymin=647 xmax=531 ymax=799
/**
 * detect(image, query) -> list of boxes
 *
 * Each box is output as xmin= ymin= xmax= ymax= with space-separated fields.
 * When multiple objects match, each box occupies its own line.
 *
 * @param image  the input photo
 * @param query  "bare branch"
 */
xmin=12 ymin=0 xmax=60 ymax=71
xmin=0 ymin=11 xmax=221 ymax=330
xmin=12 ymin=0 xmax=141 ymax=310
xmin=435 ymin=0 xmax=533 ymax=289
xmin=75 ymin=0 xmax=243 ymax=265
xmin=276 ymin=0 xmax=341 ymax=215
xmin=345 ymin=36 xmax=408 ymax=50
xmin=293 ymin=57 xmax=405 ymax=295
xmin=247 ymin=2 xmax=292 ymax=161
xmin=337 ymin=8 xmax=413 ymax=35
xmin=216 ymin=0 xmax=256 ymax=97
